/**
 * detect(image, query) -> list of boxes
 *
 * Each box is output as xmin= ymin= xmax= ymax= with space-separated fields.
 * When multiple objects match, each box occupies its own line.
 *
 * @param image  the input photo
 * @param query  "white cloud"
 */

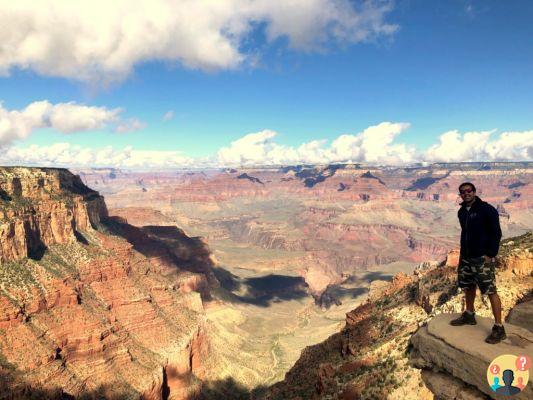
xmin=47 ymin=102 xmax=121 ymax=133
xmin=162 ymin=110 xmax=175 ymax=122
xmin=3 ymin=143 xmax=193 ymax=168
xmin=4 ymin=125 xmax=532 ymax=169
xmin=115 ymin=118 xmax=147 ymax=133
xmin=326 ymin=122 xmax=414 ymax=164
xmin=0 ymin=0 xmax=398 ymax=84
xmin=216 ymin=122 xmax=415 ymax=166
xmin=0 ymin=100 xmax=144 ymax=146
xmin=217 ymin=129 xmax=278 ymax=165
xmin=423 ymin=129 xmax=533 ymax=162
xmin=484 ymin=131 xmax=533 ymax=161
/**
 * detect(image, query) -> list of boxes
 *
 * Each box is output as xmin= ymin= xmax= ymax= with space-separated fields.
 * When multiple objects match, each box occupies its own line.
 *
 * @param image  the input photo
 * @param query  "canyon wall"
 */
xmin=0 ymin=168 xmax=222 ymax=399
xmin=0 ymin=168 xmax=108 ymax=263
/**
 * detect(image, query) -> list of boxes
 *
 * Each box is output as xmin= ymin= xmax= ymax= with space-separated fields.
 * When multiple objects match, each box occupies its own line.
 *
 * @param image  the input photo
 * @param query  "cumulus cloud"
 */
xmin=424 ymin=129 xmax=533 ymax=162
xmin=218 ymin=129 xmax=282 ymax=165
xmin=216 ymin=122 xmax=415 ymax=166
xmin=162 ymin=111 xmax=175 ymax=122
xmin=216 ymin=125 xmax=533 ymax=166
xmin=3 ymin=143 xmax=193 ymax=169
xmin=47 ymin=102 xmax=121 ymax=133
xmin=0 ymin=100 xmax=144 ymax=146
xmin=0 ymin=0 xmax=398 ymax=84
xmin=4 ymin=124 xmax=532 ymax=168
xmin=326 ymin=122 xmax=414 ymax=164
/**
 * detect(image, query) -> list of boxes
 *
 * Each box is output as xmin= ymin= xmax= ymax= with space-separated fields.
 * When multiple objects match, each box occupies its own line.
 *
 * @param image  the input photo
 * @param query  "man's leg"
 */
xmin=488 ymin=293 xmax=502 ymax=325
xmin=451 ymin=257 xmax=478 ymax=326
xmin=480 ymin=259 xmax=506 ymax=343
xmin=465 ymin=286 xmax=476 ymax=313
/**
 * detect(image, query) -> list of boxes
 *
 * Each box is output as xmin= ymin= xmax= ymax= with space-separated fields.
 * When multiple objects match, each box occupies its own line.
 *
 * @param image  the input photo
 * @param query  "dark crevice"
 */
xmin=161 ymin=366 xmax=170 ymax=400
xmin=74 ymin=230 xmax=89 ymax=245
xmin=0 ymin=187 xmax=12 ymax=201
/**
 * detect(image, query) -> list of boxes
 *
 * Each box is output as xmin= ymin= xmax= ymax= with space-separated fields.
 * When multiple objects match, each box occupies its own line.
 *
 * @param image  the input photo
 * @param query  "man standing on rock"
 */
xmin=450 ymin=182 xmax=505 ymax=344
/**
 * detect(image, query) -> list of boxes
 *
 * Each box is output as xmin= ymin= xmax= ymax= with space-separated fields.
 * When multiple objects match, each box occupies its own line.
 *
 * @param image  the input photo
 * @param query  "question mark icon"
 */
xmin=515 ymin=355 xmax=531 ymax=371
xmin=491 ymin=364 xmax=500 ymax=374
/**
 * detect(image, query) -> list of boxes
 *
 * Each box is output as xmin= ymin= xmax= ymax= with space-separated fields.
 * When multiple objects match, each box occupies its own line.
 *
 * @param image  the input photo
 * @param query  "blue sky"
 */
xmin=0 ymin=0 xmax=532 ymax=167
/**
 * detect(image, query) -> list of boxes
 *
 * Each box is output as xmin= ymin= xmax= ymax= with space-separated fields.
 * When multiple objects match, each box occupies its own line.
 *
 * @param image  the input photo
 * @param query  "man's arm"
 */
xmin=485 ymin=204 xmax=502 ymax=258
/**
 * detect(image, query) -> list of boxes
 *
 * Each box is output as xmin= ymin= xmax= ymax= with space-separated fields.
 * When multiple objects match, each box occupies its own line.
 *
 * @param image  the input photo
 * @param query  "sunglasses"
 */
xmin=459 ymin=188 xmax=474 ymax=195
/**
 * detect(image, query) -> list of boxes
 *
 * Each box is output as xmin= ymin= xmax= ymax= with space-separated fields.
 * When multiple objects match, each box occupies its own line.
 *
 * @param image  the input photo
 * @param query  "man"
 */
xmin=450 ymin=182 xmax=505 ymax=344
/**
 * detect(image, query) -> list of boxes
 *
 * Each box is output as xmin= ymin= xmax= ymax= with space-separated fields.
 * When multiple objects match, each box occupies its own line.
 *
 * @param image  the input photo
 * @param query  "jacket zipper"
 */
xmin=464 ymin=208 xmax=469 ymax=257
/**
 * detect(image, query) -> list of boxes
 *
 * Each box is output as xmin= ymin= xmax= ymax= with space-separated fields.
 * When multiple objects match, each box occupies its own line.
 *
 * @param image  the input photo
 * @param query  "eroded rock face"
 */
xmin=410 ymin=313 xmax=533 ymax=400
xmin=420 ymin=370 xmax=488 ymax=400
xmin=0 ymin=167 xmax=107 ymax=263
xmin=0 ymin=168 xmax=218 ymax=399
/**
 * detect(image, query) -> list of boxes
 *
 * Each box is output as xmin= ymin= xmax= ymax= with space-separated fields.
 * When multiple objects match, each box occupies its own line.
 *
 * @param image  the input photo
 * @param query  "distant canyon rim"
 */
xmin=75 ymin=162 xmax=533 ymax=388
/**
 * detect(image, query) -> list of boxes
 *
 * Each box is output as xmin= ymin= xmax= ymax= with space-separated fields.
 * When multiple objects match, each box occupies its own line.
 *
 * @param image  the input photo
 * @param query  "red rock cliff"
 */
xmin=0 ymin=167 xmax=221 ymax=399
xmin=0 ymin=167 xmax=108 ymax=263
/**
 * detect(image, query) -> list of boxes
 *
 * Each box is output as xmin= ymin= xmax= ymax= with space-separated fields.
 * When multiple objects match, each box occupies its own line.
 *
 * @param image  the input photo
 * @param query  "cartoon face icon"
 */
xmin=487 ymin=355 xmax=530 ymax=396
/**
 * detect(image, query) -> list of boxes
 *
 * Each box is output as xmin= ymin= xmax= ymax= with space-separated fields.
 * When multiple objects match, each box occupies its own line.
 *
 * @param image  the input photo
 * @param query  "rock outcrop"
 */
xmin=410 ymin=313 xmax=532 ymax=400
xmin=0 ymin=168 xmax=223 ymax=399
xmin=0 ymin=167 xmax=107 ymax=263
xmin=507 ymin=298 xmax=533 ymax=331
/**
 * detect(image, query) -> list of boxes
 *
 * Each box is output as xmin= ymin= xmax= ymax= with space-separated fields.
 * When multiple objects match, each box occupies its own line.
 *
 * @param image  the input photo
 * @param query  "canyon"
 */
xmin=0 ymin=163 xmax=531 ymax=399
xmin=263 ymin=231 xmax=533 ymax=399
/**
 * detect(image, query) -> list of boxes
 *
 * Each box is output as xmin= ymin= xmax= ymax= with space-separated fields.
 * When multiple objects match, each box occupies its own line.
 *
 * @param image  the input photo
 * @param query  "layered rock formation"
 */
xmin=0 ymin=168 xmax=223 ymax=399
xmin=0 ymin=167 xmax=107 ymax=263
xmin=75 ymin=163 xmax=533 ymax=304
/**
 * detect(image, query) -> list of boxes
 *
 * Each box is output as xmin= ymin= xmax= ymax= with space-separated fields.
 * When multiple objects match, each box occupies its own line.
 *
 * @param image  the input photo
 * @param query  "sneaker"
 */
xmin=450 ymin=311 xmax=477 ymax=326
xmin=485 ymin=325 xmax=507 ymax=344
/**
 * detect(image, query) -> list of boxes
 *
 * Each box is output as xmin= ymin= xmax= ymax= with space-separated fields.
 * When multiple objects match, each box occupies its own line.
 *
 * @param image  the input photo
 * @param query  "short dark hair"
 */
xmin=459 ymin=182 xmax=476 ymax=192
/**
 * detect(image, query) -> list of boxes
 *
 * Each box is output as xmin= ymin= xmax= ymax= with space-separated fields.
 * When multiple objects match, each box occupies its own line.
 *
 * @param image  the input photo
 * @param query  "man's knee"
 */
xmin=463 ymin=285 xmax=477 ymax=293
xmin=479 ymin=282 xmax=497 ymax=295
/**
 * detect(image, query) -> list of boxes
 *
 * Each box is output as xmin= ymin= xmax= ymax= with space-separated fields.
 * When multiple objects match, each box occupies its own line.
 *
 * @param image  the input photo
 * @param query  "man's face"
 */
xmin=459 ymin=185 xmax=475 ymax=203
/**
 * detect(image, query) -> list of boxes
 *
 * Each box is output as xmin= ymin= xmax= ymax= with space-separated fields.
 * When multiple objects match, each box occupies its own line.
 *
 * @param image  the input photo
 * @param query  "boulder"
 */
xmin=410 ymin=313 xmax=532 ymax=400
xmin=507 ymin=299 xmax=533 ymax=332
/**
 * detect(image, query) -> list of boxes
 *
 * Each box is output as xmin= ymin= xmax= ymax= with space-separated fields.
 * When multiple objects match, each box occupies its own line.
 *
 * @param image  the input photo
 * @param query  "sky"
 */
xmin=0 ymin=0 xmax=532 ymax=168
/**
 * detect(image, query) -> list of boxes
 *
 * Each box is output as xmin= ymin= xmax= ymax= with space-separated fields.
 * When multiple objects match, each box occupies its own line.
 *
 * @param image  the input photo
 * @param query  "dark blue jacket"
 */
xmin=458 ymin=196 xmax=502 ymax=258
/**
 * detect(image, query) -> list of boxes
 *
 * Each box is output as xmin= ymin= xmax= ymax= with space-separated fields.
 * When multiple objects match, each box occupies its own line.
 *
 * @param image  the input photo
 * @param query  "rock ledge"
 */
xmin=410 ymin=313 xmax=532 ymax=400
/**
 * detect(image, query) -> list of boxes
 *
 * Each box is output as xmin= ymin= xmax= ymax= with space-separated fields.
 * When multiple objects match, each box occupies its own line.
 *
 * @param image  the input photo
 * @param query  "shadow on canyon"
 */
xmin=100 ymin=217 xmax=214 ymax=293
xmin=0 ymin=368 xmax=269 ymax=400
xmin=212 ymin=266 xmax=394 ymax=308
xmin=99 ymin=216 xmax=399 ymax=309
xmin=199 ymin=376 xmax=269 ymax=400
xmin=347 ymin=270 xmax=397 ymax=284
xmin=212 ymin=265 xmax=309 ymax=307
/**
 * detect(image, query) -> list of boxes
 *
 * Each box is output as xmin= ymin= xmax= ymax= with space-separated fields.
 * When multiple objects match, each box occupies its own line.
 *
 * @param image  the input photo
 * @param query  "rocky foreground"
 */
xmin=410 ymin=313 xmax=532 ymax=400
xmin=261 ymin=232 xmax=532 ymax=400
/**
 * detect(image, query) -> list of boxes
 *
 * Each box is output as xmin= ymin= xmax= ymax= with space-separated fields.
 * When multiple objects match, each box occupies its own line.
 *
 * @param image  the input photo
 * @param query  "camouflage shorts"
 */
xmin=457 ymin=256 xmax=497 ymax=295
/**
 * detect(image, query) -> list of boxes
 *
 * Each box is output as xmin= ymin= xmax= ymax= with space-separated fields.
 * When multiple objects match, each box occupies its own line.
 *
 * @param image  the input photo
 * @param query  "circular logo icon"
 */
xmin=487 ymin=354 xmax=530 ymax=395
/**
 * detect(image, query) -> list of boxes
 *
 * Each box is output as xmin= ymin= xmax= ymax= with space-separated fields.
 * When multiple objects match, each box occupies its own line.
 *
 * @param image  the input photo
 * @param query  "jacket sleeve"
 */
xmin=485 ymin=204 xmax=502 ymax=257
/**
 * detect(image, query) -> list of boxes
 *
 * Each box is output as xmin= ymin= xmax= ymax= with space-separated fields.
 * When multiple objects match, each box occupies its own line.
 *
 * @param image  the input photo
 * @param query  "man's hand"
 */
xmin=483 ymin=255 xmax=495 ymax=263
